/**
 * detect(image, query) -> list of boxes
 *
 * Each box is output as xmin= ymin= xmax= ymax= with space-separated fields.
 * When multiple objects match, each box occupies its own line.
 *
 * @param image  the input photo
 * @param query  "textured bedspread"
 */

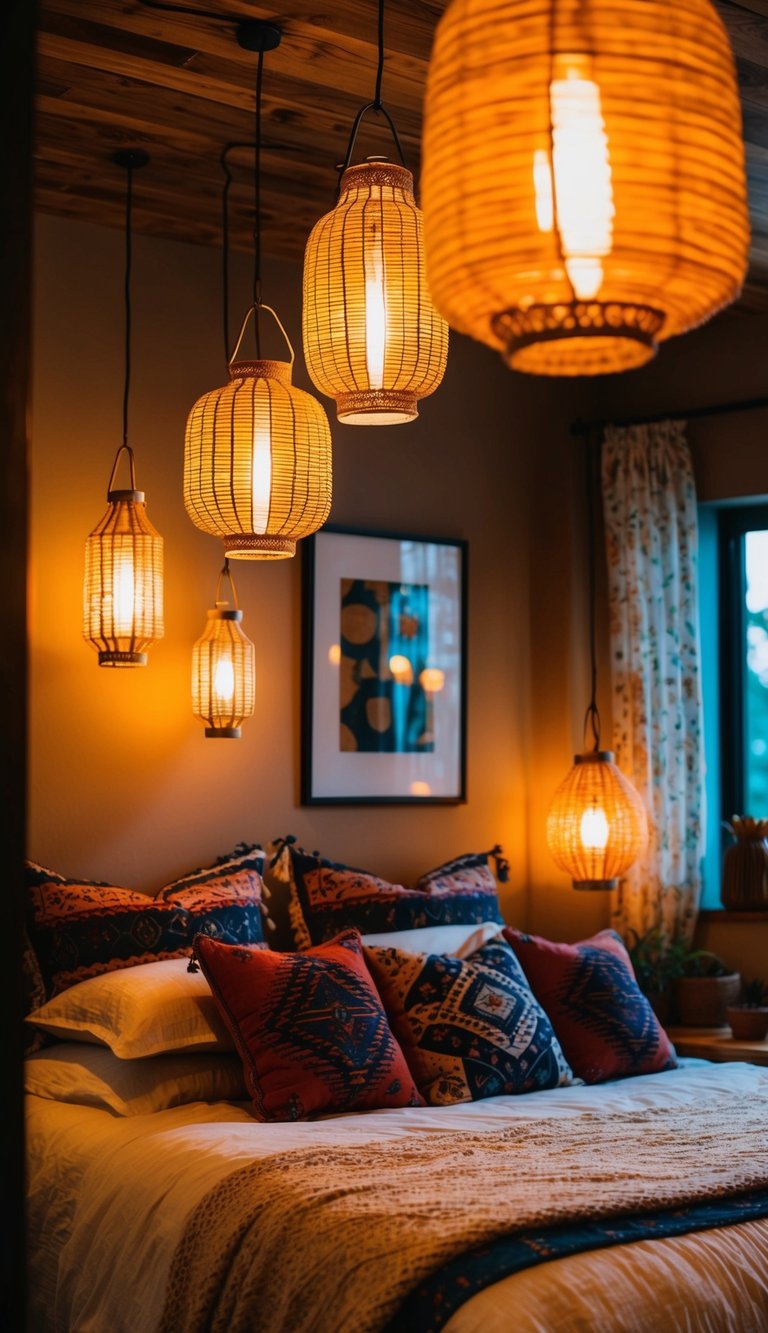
xmin=160 ymin=1092 xmax=768 ymax=1333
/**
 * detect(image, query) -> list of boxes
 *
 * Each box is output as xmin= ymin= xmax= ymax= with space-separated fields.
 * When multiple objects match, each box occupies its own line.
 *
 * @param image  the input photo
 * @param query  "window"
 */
xmin=719 ymin=505 xmax=768 ymax=822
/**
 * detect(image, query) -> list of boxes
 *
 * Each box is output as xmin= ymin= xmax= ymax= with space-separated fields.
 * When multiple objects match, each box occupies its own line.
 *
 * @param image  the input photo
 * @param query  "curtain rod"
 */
xmin=571 ymin=393 xmax=768 ymax=436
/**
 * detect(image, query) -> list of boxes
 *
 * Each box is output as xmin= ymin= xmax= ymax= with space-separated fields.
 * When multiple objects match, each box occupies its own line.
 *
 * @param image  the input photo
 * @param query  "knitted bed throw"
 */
xmin=160 ymin=1094 xmax=768 ymax=1333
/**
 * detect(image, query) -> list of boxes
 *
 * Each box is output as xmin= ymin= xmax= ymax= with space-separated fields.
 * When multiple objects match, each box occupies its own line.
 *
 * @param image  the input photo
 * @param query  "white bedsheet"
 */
xmin=26 ymin=1059 xmax=768 ymax=1333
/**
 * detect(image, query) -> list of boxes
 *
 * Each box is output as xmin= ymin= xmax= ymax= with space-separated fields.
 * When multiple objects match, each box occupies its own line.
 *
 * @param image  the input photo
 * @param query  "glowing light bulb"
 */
xmin=389 ymin=654 xmax=413 ymax=684
xmin=580 ymin=806 xmax=610 ymax=851
xmin=251 ymin=423 xmax=272 ymax=534
xmin=328 ymin=643 xmax=341 ymax=666
xmin=534 ymin=56 xmax=614 ymax=301
xmin=213 ymin=655 xmax=235 ymax=705
xmin=112 ymin=549 xmax=136 ymax=635
xmin=364 ymin=220 xmax=387 ymax=390
xmin=419 ymin=666 xmax=445 ymax=694
xmin=410 ymin=780 xmax=432 ymax=797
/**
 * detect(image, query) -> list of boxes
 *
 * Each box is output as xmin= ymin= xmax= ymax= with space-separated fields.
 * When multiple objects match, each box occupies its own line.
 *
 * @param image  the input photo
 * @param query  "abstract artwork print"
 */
xmin=339 ymin=577 xmax=434 ymax=754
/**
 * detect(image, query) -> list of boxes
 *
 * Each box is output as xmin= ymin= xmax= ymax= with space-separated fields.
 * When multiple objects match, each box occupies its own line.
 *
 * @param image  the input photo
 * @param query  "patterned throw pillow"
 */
xmin=194 ymin=929 xmax=423 ymax=1121
xmin=364 ymin=937 xmax=574 ymax=1105
xmin=503 ymin=927 xmax=678 ymax=1083
xmin=270 ymin=837 xmax=505 ymax=949
xmin=25 ymin=843 xmax=267 ymax=1001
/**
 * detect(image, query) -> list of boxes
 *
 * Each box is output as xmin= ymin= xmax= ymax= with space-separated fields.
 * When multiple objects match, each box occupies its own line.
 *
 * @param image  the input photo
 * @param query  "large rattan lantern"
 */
xmin=422 ymin=0 xmax=749 ymax=376
xmin=184 ymin=22 xmax=331 ymax=559
xmin=83 ymin=151 xmax=163 ymax=667
xmin=303 ymin=161 xmax=448 ymax=424
xmin=192 ymin=561 xmax=255 ymax=739
xmin=302 ymin=0 xmax=447 ymax=423
xmin=185 ymin=304 xmax=331 ymax=559
xmin=547 ymin=751 xmax=648 ymax=889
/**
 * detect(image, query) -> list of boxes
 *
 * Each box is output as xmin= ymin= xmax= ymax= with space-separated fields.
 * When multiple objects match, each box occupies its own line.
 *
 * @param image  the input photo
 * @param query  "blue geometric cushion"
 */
xmin=25 ymin=843 xmax=267 ymax=1000
xmin=270 ymin=836 xmax=505 ymax=949
xmin=194 ymin=929 xmax=424 ymax=1121
xmin=364 ymin=937 xmax=574 ymax=1104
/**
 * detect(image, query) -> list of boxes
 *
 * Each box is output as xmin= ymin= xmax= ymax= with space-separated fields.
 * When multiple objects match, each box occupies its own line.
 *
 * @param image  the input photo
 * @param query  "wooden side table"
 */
xmin=668 ymin=1026 xmax=768 ymax=1067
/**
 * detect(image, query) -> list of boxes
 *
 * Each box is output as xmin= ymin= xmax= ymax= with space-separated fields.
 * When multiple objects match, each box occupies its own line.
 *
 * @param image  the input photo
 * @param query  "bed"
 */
xmin=22 ymin=841 xmax=768 ymax=1331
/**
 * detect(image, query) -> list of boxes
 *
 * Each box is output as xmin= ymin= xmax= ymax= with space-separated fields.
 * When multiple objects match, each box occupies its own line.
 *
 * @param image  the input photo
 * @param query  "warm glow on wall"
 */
xmin=422 ymin=0 xmax=749 ymax=376
xmin=192 ymin=560 xmax=255 ymax=739
xmin=547 ymin=751 xmax=647 ymax=889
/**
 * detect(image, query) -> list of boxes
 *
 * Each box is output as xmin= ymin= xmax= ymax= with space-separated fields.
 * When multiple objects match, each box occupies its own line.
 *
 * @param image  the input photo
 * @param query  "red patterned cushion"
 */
xmin=503 ymin=928 xmax=677 ymax=1084
xmin=25 ymin=844 xmax=267 ymax=1000
xmin=270 ymin=837 xmax=505 ymax=948
xmin=194 ymin=930 xmax=423 ymax=1121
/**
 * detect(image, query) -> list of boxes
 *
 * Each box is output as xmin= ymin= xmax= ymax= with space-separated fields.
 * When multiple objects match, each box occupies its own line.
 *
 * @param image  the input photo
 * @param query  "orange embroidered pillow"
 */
xmin=194 ymin=930 xmax=423 ymax=1121
xmin=503 ymin=928 xmax=677 ymax=1084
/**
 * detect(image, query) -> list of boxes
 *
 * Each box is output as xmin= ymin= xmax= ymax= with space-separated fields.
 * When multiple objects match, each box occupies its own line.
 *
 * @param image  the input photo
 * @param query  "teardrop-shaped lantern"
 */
xmin=83 ymin=444 xmax=164 ymax=667
xmin=184 ymin=305 xmax=332 ymax=559
xmin=192 ymin=560 xmax=255 ymax=738
xmin=303 ymin=161 xmax=448 ymax=424
xmin=546 ymin=751 xmax=648 ymax=889
xmin=422 ymin=0 xmax=749 ymax=376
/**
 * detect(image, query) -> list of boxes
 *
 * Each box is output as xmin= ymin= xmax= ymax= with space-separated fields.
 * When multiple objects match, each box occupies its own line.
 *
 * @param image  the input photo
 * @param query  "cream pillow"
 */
xmin=25 ymin=1042 xmax=247 ymax=1116
xmin=24 ymin=957 xmax=234 ymax=1058
xmin=359 ymin=921 xmax=503 ymax=956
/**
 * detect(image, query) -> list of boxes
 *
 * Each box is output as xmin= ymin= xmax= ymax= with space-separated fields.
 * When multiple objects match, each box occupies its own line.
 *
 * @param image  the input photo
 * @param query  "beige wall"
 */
xmin=30 ymin=214 xmax=768 ymax=970
xmin=30 ymin=214 xmax=588 ymax=926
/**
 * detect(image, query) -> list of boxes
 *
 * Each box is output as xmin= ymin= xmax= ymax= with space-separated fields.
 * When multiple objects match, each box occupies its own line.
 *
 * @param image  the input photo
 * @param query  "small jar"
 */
xmin=721 ymin=817 xmax=768 ymax=911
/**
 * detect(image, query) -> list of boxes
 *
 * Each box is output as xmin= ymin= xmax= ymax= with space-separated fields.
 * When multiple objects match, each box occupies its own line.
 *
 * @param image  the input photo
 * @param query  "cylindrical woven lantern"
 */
xmin=422 ymin=0 xmax=749 ymax=376
xmin=185 ymin=305 xmax=332 ymax=559
xmin=546 ymin=751 xmax=648 ymax=889
xmin=192 ymin=564 xmax=255 ymax=739
xmin=303 ymin=162 xmax=448 ymax=424
xmin=83 ymin=447 xmax=164 ymax=667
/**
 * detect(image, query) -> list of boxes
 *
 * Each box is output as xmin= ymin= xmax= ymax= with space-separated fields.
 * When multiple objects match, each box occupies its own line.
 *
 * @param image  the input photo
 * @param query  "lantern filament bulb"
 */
xmin=580 ymin=805 xmax=610 ymax=851
xmin=364 ymin=219 xmax=387 ymax=391
xmin=548 ymin=57 xmax=614 ymax=302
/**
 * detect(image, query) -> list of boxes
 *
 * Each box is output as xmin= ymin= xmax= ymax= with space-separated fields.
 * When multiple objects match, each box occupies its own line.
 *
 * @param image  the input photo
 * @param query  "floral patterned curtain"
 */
xmin=601 ymin=420 xmax=704 ymax=945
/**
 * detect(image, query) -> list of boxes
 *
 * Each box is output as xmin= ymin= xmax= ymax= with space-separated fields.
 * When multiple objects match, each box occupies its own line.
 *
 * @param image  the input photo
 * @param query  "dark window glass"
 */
xmin=719 ymin=505 xmax=768 ymax=822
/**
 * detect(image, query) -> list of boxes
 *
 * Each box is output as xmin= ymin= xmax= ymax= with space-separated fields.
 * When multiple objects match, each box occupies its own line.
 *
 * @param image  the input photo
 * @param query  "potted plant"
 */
xmin=625 ymin=926 xmax=689 ymax=1025
xmin=725 ymin=979 xmax=768 ymax=1041
xmin=673 ymin=951 xmax=742 ymax=1028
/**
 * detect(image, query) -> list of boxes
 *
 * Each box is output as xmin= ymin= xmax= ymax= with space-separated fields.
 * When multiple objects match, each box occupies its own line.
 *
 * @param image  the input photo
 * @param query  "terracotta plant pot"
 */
xmin=721 ymin=817 xmax=768 ymax=911
xmin=725 ymin=1006 xmax=768 ymax=1041
xmin=673 ymin=973 xmax=742 ymax=1027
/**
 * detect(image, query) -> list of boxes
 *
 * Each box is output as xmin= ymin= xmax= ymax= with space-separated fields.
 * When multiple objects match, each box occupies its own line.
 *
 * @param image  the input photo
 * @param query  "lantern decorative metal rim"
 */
xmin=492 ymin=303 xmax=666 ymax=377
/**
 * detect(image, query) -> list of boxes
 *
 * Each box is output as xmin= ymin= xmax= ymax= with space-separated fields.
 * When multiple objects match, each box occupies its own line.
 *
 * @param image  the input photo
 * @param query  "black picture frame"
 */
xmin=302 ymin=526 xmax=467 ymax=804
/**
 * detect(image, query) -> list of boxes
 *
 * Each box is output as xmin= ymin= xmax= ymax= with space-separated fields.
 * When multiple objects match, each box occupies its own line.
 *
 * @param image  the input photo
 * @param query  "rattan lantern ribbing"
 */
xmin=185 ymin=305 xmax=332 ymax=559
xmin=303 ymin=161 xmax=448 ymax=424
xmin=83 ymin=150 xmax=163 ymax=667
xmin=192 ymin=561 xmax=255 ymax=738
xmin=422 ymin=0 xmax=749 ymax=376
xmin=546 ymin=751 xmax=648 ymax=889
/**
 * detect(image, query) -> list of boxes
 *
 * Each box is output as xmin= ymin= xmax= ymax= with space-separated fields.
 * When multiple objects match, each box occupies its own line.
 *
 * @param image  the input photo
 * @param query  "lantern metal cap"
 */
xmin=98 ymin=650 xmax=148 ymax=667
xmin=209 ymin=606 xmax=243 ymax=622
xmin=235 ymin=19 xmax=281 ymax=52
xmin=339 ymin=160 xmax=413 ymax=195
xmin=228 ymin=359 xmax=292 ymax=385
xmin=204 ymin=726 xmax=242 ymax=739
xmin=574 ymin=750 xmax=614 ymax=764
xmin=107 ymin=487 xmax=145 ymax=503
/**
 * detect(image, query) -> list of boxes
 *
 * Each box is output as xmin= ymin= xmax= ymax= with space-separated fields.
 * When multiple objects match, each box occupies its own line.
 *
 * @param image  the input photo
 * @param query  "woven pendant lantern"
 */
xmin=422 ymin=0 xmax=749 ymax=376
xmin=185 ymin=304 xmax=331 ymax=560
xmin=185 ymin=21 xmax=331 ymax=559
xmin=547 ymin=751 xmax=648 ymax=889
xmin=83 ymin=150 xmax=163 ymax=667
xmin=302 ymin=0 xmax=447 ymax=423
xmin=192 ymin=560 xmax=255 ymax=739
xmin=303 ymin=161 xmax=447 ymax=424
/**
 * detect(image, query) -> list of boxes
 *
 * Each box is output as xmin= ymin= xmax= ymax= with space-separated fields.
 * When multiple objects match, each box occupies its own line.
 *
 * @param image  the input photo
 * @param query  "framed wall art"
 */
xmin=302 ymin=527 xmax=467 ymax=804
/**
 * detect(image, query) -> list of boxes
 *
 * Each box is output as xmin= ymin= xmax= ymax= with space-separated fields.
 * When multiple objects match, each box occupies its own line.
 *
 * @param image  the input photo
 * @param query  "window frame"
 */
xmin=718 ymin=503 xmax=768 ymax=823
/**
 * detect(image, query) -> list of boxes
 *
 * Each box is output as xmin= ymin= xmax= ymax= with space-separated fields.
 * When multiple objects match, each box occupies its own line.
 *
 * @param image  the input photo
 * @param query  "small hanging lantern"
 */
xmin=192 ymin=560 xmax=255 ymax=739
xmin=185 ymin=304 xmax=331 ymax=559
xmin=547 ymin=750 xmax=648 ymax=889
xmin=184 ymin=20 xmax=331 ymax=559
xmin=302 ymin=0 xmax=447 ymax=424
xmin=422 ymin=0 xmax=749 ymax=376
xmin=83 ymin=150 xmax=163 ymax=666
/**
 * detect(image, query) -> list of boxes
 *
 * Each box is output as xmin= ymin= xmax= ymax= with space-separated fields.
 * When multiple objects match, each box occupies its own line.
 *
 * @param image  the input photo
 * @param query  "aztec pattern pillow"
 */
xmin=25 ymin=843 xmax=267 ymax=1000
xmin=194 ymin=929 xmax=423 ymax=1121
xmin=503 ymin=927 xmax=678 ymax=1084
xmin=270 ymin=836 xmax=506 ymax=949
xmin=364 ymin=937 xmax=574 ymax=1105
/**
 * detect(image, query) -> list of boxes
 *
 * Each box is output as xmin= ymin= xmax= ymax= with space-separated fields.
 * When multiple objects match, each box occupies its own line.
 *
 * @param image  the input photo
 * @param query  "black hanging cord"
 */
xmin=122 ymin=161 xmax=134 ymax=450
xmin=583 ymin=429 xmax=601 ymax=752
xmin=253 ymin=44 xmax=264 ymax=355
xmin=337 ymin=0 xmax=407 ymax=187
xmin=373 ymin=0 xmax=385 ymax=109
xmin=219 ymin=141 xmax=254 ymax=362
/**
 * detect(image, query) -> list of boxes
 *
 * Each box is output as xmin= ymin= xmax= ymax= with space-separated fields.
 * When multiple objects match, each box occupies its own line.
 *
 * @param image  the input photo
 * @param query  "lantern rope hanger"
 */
xmin=83 ymin=150 xmax=164 ymax=668
xmin=183 ymin=17 xmax=332 ymax=560
xmin=302 ymin=0 xmax=448 ymax=425
xmin=545 ymin=431 xmax=647 ymax=890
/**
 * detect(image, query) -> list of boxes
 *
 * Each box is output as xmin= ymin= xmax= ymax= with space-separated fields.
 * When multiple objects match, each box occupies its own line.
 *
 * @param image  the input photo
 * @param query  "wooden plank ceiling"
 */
xmin=34 ymin=0 xmax=768 ymax=309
